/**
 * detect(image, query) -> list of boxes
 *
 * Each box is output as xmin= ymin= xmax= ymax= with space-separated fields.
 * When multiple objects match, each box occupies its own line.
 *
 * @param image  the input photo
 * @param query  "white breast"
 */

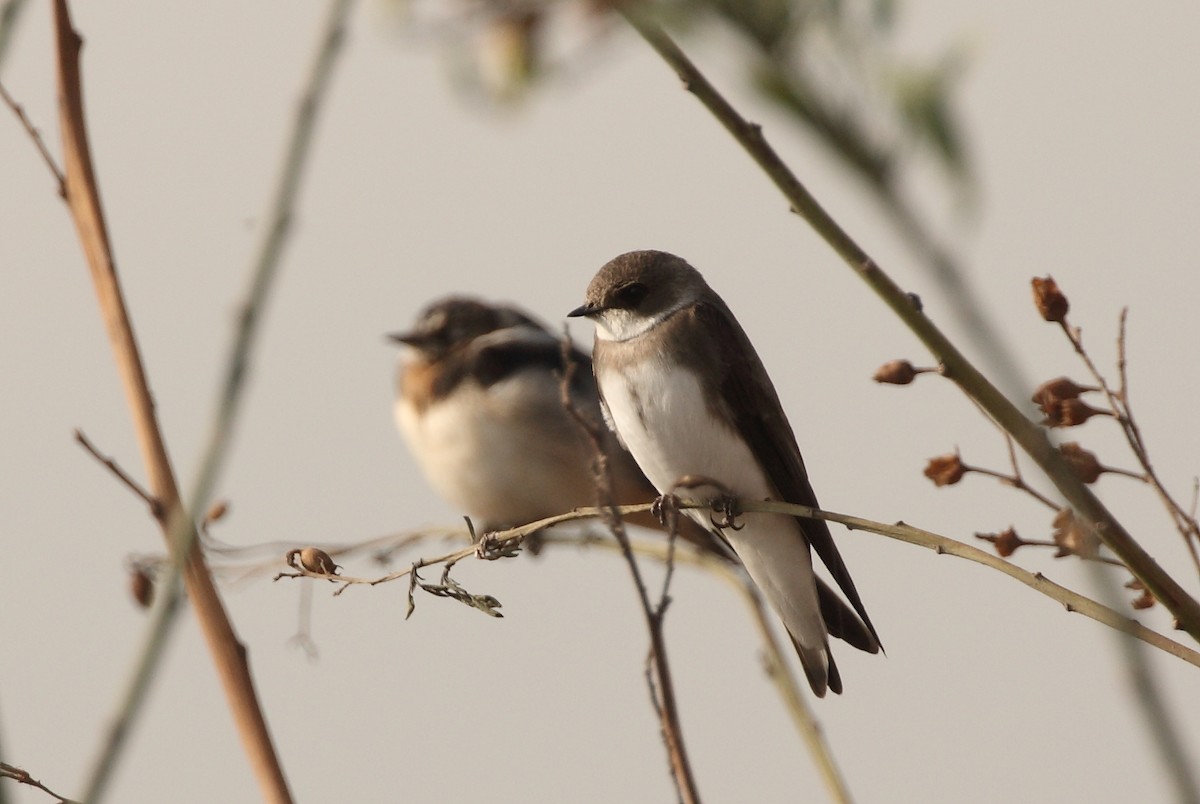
xmin=596 ymin=360 xmax=772 ymax=500
xmin=596 ymin=357 xmax=827 ymax=663
xmin=395 ymin=368 xmax=596 ymax=526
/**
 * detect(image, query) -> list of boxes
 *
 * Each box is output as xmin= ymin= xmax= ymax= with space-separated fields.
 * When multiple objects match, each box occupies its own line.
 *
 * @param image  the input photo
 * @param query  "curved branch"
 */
xmin=280 ymin=500 xmax=1200 ymax=669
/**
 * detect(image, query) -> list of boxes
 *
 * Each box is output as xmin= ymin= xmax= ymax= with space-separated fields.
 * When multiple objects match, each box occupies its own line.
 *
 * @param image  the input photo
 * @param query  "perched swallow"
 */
xmin=569 ymin=250 xmax=881 ymax=696
xmin=390 ymin=297 xmax=725 ymax=553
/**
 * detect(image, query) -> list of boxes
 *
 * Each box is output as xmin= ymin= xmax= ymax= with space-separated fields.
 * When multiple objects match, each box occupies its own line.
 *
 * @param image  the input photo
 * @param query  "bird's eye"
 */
xmin=615 ymin=282 xmax=648 ymax=308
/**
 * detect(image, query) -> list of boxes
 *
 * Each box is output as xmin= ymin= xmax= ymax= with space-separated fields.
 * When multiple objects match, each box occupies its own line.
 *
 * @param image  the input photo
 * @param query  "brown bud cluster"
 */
xmin=1051 ymin=508 xmax=1098 ymax=559
xmin=1031 ymin=276 xmax=1069 ymax=322
xmin=873 ymin=359 xmax=938 ymax=385
xmin=1042 ymin=398 xmax=1110 ymax=428
xmin=924 ymin=453 xmax=966 ymax=487
xmin=1031 ymin=377 xmax=1093 ymax=407
xmin=1032 ymin=377 xmax=1109 ymax=427
xmin=977 ymin=527 xmax=1023 ymax=558
xmin=1058 ymin=442 xmax=1103 ymax=484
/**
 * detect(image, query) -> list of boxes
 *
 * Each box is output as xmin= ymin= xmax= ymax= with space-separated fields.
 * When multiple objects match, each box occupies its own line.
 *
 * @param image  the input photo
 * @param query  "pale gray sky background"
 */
xmin=2 ymin=2 xmax=1199 ymax=803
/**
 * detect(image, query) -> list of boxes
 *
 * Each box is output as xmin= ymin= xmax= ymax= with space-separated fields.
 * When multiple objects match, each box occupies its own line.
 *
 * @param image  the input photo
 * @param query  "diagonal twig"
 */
xmin=0 ymin=762 xmax=77 ymax=804
xmin=1110 ymin=311 xmax=1200 ymax=578
xmin=74 ymin=428 xmax=162 ymax=519
xmin=0 ymin=79 xmax=64 ymax=188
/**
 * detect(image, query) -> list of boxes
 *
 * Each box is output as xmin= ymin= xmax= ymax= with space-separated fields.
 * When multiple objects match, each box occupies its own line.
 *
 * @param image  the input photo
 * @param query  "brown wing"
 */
xmin=691 ymin=301 xmax=882 ymax=654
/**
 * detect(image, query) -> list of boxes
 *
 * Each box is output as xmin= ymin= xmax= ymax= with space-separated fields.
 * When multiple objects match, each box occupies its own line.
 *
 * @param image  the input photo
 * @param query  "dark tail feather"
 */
xmin=817 ymin=578 xmax=881 ymax=654
xmin=806 ymin=520 xmax=884 ymax=654
xmin=791 ymin=635 xmax=840 ymax=697
xmin=826 ymin=652 xmax=843 ymax=696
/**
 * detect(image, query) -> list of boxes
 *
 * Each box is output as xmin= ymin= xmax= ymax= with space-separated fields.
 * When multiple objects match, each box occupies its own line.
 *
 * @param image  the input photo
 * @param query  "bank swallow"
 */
xmin=569 ymin=250 xmax=880 ymax=696
xmin=390 ymin=297 xmax=726 ymax=554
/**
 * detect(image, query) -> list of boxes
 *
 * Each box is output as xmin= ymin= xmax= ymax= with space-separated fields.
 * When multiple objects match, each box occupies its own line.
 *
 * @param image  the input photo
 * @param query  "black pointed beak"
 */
xmin=386 ymin=329 xmax=421 ymax=347
xmin=567 ymin=303 xmax=598 ymax=318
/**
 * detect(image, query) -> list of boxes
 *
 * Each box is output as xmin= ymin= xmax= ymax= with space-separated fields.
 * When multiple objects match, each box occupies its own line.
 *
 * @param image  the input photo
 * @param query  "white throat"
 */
xmin=594 ymin=302 xmax=684 ymax=343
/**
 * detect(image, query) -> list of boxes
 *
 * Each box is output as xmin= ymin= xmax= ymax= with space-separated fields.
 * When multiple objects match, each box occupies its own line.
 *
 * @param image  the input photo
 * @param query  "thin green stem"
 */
xmin=0 ymin=0 xmax=29 ymax=74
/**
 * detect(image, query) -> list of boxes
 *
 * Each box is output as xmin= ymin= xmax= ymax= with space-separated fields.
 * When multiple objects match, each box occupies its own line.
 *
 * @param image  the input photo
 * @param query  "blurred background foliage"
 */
xmin=365 ymin=0 xmax=1019 ymax=386
xmin=388 ymin=0 xmax=972 ymax=203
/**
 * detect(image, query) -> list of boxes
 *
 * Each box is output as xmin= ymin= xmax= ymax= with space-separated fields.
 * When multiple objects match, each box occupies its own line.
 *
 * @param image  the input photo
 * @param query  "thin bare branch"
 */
xmin=0 ymin=762 xmax=78 ymax=804
xmin=74 ymin=428 xmax=162 ymax=519
xmin=0 ymin=79 xmax=65 ymax=188
xmin=1049 ymin=306 xmax=1200 ymax=576
xmin=998 ymin=432 xmax=1059 ymax=509
xmin=1112 ymin=310 xmax=1200 ymax=577
xmin=277 ymin=499 xmax=1200 ymax=668
xmin=653 ymin=499 xmax=680 ymax=618
xmin=962 ymin=461 xmax=1058 ymax=511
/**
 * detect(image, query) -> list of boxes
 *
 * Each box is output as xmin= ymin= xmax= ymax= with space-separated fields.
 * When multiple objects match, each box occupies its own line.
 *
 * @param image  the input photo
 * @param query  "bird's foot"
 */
xmin=650 ymin=492 xmax=680 ymax=526
xmin=709 ymin=493 xmax=744 ymax=532
xmin=668 ymin=474 xmax=744 ymax=532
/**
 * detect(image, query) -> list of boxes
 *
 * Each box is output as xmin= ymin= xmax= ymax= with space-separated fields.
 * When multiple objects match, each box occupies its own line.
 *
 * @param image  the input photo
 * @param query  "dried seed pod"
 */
xmin=924 ymin=453 xmax=966 ymax=487
xmin=1059 ymin=442 xmax=1103 ymax=483
xmin=299 ymin=547 xmax=339 ymax=575
xmin=1032 ymin=377 xmax=1093 ymax=407
xmin=873 ymin=360 xmax=918 ymax=385
xmin=130 ymin=565 xmax=154 ymax=608
xmin=1051 ymin=508 xmax=1098 ymax=559
xmin=1131 ymin=589 xmax=1156 ymax=610
xmin=1032 ymin=276 xmax=1069 ymax=322
xmin=977 ymin=527 xmax=1023 ymax=558
xmin=1047 ymin=398 xmax=1109 ymax=428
